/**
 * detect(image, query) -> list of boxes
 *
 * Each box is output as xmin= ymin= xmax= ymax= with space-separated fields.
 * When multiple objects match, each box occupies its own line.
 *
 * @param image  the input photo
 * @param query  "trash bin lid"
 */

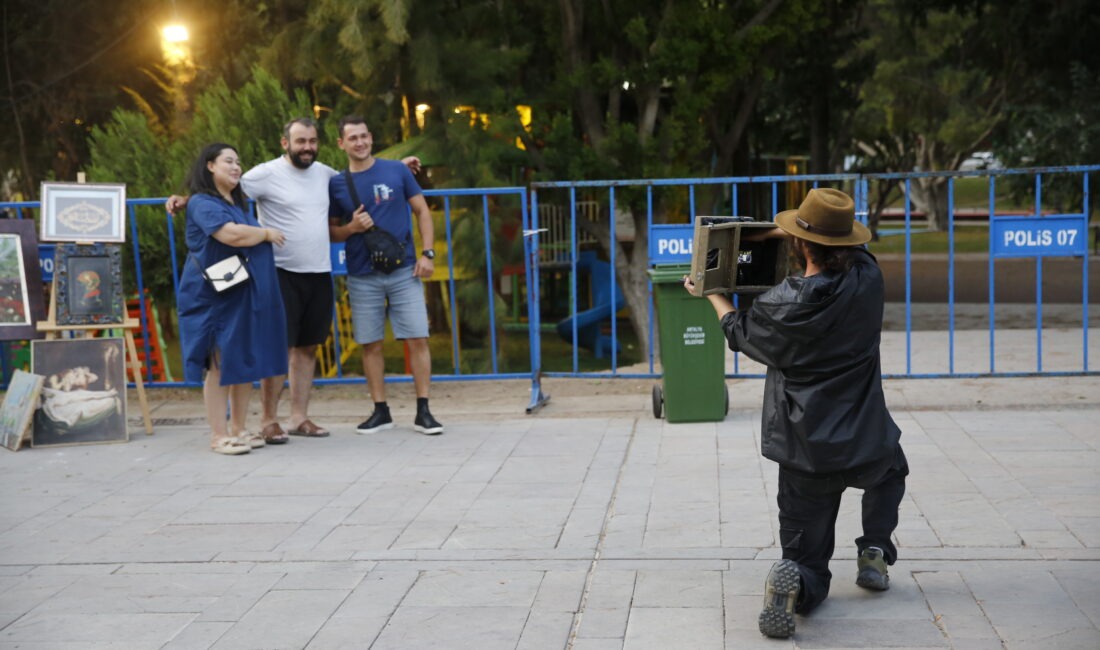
xmin=647 ymin=264 xmax=692 ymax=283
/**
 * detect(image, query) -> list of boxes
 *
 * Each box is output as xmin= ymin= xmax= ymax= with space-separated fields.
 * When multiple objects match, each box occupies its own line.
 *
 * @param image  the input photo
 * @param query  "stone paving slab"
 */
xmin=0 ymin=373 xmax=1097 ymax=649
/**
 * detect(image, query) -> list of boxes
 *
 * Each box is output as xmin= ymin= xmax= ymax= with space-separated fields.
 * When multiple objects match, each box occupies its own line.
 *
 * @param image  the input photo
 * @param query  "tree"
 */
xmin=989 ymin=0 xmax=1100 ymax=214
xmin=999 ymin=62 xmax=1100 ymax=214
xmin=262 ymin=0 xmax=844 ymax=362
xmin=851 ymin=0 xmax=1008 ymax=231
xmin=528 ymin=0 xmax=822 ymax=360
xmin=0 ymin=0 xmax=164 ymax=197
xmin=0 ymin=0 xmax=285 ymax=199
xmin=753 ymin=0 xmax=872 ymax=175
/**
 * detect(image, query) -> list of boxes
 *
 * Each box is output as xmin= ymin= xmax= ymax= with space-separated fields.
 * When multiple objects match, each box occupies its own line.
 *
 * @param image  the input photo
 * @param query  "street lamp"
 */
xmin=162 ymin=24 xmax=189 ymax=43
xmin=160 ymin=24 xmax=191 ymax=67
xmin=159 ymin=21 xmax=195 ymax=134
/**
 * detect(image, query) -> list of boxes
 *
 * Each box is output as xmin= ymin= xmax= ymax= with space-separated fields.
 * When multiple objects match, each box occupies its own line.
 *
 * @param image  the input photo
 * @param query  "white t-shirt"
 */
xmin=241 ymin=157 xmax=338 ymax=273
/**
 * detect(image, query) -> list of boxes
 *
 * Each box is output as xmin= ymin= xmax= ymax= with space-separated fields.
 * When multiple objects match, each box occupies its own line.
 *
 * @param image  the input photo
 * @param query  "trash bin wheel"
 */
xmin=652 ymin=384 xmax=664 ymax=419
xmin=724 ymin=386 xmax=729 ymax=415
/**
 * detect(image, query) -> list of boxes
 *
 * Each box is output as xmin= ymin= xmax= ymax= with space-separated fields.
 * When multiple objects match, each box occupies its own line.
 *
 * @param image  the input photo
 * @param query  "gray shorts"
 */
xmin=346 ymin=267 xmax=429 ymax=343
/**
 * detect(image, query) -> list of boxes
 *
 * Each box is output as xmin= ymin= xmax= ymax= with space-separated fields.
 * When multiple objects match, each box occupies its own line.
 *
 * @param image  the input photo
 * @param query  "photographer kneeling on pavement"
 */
xmin=684 ymin=188 xmax=909 ymax=639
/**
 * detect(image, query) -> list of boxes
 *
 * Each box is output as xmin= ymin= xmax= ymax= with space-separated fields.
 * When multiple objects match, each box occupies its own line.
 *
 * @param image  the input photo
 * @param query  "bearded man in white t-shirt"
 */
xmin=240 ymin=118 xmax=340 ymax=440
xmin=168 ymin=117 xmax=420 ymax=443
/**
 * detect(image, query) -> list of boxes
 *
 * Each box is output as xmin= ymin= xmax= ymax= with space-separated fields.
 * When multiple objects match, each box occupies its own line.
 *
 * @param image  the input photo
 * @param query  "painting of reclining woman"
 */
xmin=31 ymin=337 xmax=128 ymax=447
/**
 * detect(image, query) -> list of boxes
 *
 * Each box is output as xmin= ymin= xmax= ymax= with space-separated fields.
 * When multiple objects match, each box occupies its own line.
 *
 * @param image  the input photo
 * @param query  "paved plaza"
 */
xmin=0 ymin=341 xmax=1097 ymax=648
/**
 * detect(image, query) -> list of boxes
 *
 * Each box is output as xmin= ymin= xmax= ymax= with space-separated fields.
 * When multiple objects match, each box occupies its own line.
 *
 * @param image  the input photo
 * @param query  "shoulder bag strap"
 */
xmin=189 ymin=254 xmax=209 ymax=281
xmin=342 ymin=169 xmax=363 ymax=223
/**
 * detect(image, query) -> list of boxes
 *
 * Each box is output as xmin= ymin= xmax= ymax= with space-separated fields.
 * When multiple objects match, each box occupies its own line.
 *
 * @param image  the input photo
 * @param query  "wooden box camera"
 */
xmin=687 ymin=217 xmax=790 ymax=297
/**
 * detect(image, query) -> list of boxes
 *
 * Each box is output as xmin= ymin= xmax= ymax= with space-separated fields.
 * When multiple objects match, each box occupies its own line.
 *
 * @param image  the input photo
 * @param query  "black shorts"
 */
xmin=277 ymin=269 xmax=334 ymax=348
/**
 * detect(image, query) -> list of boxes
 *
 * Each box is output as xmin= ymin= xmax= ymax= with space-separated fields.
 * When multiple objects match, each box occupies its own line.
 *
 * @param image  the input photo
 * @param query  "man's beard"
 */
xmin=288 ymin=149 xmax=316 ymax=169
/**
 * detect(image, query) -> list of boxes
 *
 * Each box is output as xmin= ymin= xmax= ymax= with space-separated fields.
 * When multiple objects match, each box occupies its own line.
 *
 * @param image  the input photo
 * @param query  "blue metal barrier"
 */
xmin=862 ymin=166 xmax=1094 ymax=378
xmin=1 ymin=188 xmax=535 ymax=390
xmin=530 ymin=173 xmax=863 ymax=388
xmin=527 ymin=166 xmax=1097 ymax=402
xmin=240 ymin=187 xmax=533 ymax=386
xmin=2 ymin=166 xmax=1097 ymax=400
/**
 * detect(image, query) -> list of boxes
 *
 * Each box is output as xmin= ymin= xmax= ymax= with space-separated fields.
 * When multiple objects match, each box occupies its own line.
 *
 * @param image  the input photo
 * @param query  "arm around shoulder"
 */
xmin=166 ymin=195 xmax=189 ymax=214
xmin=329 ymin=217 xmax=351 ymax=243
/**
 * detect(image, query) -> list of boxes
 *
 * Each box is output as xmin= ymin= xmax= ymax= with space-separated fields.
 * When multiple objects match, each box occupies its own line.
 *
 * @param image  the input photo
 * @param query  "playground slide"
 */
xmin=556 ymin=251 xmax=626 ymax=359
xmin=557 ymin=299 xmax=624 ymax=359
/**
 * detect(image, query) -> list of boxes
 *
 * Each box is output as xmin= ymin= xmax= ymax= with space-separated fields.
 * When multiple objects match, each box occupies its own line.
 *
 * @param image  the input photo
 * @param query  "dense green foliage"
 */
xmin=3 ymin=0 xmax=1093 ymax=194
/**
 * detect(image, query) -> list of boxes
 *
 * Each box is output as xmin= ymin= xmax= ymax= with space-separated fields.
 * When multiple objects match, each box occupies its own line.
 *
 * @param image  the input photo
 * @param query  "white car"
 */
xmin=959 ymin=151 xmax=1003 ymax=171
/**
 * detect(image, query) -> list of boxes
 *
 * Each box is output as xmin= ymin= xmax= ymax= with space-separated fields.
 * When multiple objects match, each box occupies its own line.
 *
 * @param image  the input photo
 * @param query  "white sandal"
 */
xmin=233 ymin=431 xmax=266 ymax=449
xmin=211 ymin=437 xmax=251 ymax=455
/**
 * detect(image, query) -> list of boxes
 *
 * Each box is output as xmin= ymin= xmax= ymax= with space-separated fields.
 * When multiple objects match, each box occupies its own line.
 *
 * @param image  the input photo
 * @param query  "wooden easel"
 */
xmin=35 ymin=256 xmax=154 ymax=438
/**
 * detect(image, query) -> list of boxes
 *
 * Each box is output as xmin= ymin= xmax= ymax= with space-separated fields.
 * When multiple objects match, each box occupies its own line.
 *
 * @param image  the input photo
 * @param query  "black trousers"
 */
xmin=776 ymin=444 xmax=908 ymax=614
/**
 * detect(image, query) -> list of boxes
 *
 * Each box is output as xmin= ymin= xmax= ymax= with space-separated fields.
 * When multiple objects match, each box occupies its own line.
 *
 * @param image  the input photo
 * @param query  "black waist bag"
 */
xmin=362 ymin=228 xmax=406 ymax=273
xmin=343 ymin=169 xmax=406 ymax=274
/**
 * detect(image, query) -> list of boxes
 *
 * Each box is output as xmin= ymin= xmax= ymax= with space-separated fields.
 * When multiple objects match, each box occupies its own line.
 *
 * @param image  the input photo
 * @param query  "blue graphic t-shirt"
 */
xmin=328 ymin=158 xmax=423 ymax=276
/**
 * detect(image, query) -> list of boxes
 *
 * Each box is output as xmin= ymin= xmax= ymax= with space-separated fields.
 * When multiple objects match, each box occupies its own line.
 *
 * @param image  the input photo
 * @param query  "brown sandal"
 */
xmin=261 ymin=422 xmax=290 ymax=444
xmin=287 ymin=419 xmax=329 ymax=437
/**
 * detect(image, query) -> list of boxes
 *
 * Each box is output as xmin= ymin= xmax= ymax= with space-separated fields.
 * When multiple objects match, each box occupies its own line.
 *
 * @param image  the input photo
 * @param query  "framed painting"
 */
xmin=31 ymin=337 xmax=128 ymax=447
xmin=0 ymin=219 xmax=47 ymax=341
xmin=55 ymin=243 xmax=125 ymax=326
xmin=0 ymin=369 xmax=45 ymax=451
xmin=40 ymin=182 xmax=127 ymax=243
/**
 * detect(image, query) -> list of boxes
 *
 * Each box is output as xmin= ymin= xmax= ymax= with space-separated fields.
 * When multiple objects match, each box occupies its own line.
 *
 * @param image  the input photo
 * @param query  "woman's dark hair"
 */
xmin=798 ymin=239 xmax=855 ymax=273
xmin=187 ymin=143 xmax=245 ymax=207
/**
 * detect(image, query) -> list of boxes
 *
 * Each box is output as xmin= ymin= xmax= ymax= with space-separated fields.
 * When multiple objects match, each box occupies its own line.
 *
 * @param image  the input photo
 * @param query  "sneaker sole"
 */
xmin=759 ymin=560 xmax=800 ymax=639
xmin=856 ymin=568 xmax=889 ymax=591
xmin=356 ymin=422 xmax=395 ymax=435
xmin=413 ymin=424 xmax=444 ymax=435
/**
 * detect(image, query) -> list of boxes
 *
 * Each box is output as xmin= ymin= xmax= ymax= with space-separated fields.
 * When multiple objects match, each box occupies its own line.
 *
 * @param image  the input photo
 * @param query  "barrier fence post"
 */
xmin=525 ymin=188 xmax=549 ymax=413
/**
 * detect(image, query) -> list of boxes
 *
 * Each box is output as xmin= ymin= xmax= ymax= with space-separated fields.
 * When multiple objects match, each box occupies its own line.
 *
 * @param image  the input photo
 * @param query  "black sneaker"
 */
xmin=758 ymin=559 xmax=800 ymax=639
xmin=413 ymin=410 xmax=444 ymax=435
xmin=856 ymin=547 xmax=890 ymax=591
xmin=356 ymin=409 xmax=394 ymax=434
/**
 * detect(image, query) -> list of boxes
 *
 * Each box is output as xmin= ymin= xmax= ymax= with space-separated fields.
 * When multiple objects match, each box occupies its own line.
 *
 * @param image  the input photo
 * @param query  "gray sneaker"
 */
xmin=856 ymin=547 xmax=890 ymax=591
xmin=758 ymin=559 xmax=800 ymax=638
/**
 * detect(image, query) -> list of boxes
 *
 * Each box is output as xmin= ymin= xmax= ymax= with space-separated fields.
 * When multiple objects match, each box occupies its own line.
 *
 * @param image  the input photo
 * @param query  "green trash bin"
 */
xmin=648 ymin=264 xmax=729 ymax=422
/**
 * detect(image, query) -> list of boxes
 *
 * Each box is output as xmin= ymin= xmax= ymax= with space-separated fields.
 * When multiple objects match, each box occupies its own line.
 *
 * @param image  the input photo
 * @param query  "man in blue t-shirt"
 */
xmin=328 ymin=115 xmax=443 ymax=436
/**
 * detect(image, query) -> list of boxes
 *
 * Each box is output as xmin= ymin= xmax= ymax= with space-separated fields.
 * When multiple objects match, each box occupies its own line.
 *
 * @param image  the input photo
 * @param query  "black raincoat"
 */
xmin=721 ymin=247 xmax=900 ymax=474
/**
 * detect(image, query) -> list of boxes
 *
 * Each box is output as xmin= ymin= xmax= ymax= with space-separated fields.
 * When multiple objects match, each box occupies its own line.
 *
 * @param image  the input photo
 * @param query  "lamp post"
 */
xmin=159 ymin=22 xmax=194 ymax=135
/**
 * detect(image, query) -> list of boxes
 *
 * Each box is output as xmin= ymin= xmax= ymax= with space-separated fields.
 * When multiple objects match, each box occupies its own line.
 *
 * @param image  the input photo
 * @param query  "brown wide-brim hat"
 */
xmin=774 ymin=187 xmax=871 ymax=246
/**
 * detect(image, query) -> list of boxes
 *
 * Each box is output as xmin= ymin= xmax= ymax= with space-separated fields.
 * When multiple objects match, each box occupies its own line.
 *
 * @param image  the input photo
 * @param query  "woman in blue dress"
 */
xmin=178 ymin=143 xmax=289 ymax=455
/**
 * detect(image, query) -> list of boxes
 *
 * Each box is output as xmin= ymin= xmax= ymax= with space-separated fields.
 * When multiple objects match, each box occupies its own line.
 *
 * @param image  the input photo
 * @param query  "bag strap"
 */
xmin=189 ymin=254 xmax=208 ymax=281
xmin=342 ymin=169 xmax=363 ymax=223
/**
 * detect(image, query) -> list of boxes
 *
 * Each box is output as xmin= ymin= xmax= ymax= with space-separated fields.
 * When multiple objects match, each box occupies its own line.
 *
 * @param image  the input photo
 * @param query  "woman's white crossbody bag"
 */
xmin=192 ymin=253 xmax=250 ymax=292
